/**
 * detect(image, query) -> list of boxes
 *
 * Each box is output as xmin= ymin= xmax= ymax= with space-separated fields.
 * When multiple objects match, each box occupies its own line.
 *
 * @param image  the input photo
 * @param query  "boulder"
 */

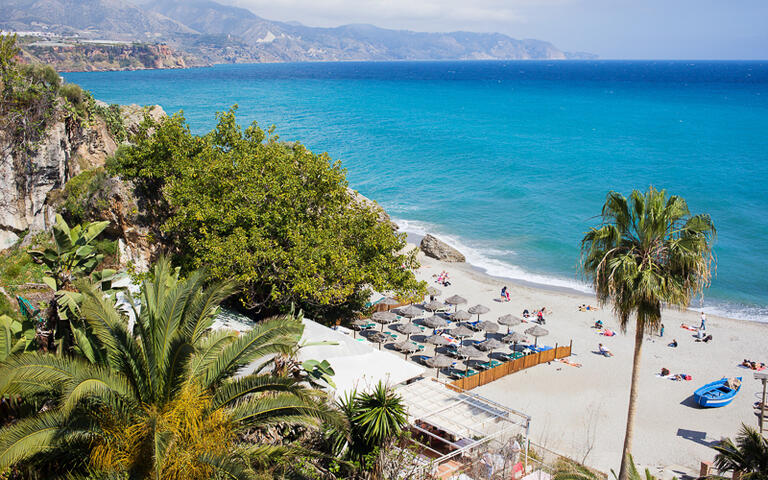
xmin=419 ymin=234 xmax=465 ymax=262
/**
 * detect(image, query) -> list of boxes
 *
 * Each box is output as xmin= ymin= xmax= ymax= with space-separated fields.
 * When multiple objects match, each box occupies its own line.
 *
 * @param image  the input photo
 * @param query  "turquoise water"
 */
xmin=63 ymin=61 xmax=768 ymax=321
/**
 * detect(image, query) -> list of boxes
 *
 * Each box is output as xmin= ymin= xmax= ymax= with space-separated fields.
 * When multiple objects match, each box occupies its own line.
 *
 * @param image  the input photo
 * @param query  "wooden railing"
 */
xmin=448 ymin=341 xmax=573 ymax=391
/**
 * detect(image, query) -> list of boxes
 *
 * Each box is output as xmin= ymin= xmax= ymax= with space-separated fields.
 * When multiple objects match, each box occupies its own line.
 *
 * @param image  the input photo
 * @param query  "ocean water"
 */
xmin=63 ymin=61 xmax=768 ymax=322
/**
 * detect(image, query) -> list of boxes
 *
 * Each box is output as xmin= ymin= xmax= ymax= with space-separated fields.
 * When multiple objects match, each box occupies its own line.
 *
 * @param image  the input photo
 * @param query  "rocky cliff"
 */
xmin=0 ymin=102 xmax=164 ymax=257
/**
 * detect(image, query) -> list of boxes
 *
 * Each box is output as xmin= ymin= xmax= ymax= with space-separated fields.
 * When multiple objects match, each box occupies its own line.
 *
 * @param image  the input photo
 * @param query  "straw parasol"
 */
xmin=426 ymin=286 xmax=442 ymax=297
xmin=424 ymin=300 xmax=448 ymax=312
xmin=524 ymin=325 xmax=549 ymax=346
xmin=394 ymin=340 xmax=420 ymax=359
xmin=452 ymin=310 xmax=472 ymax=322
xmin=477 ymin=321 xmax=499 ymax=337
xmin=425 ymin=354 xmax=454 ymax=379
xmin=444 ymin=295 xmax=467 ymax=311
xmin=350 ymin=318 xmax=370 ymax=338
xmin=498 ymin=314 xmax=522 ymax=333
xmin=371 ymin=311 xmax=397 ymax=331
xmin=397 ymin=305 xmax=423 ymax=319
xmin=502 ymin=331 xmax=527 ymax=348
xmin=379 ymin=297 xmax=400 ymax=310
xmin=477 ymin=338 xmax=505 ymax=352
xmin=367 ymin=331 xmax=389 ymax=349
xmin=468 ymin=304 xmax=490 ymax=320
xmin=422 ymin=315 xmax=448 ymax=329
xmin=398 ymin=322 xmax=422 ymax=340
xmin=426 ymin=334 xmax=450 ymax=346
xmin=451 ymin=325 xmax=475 ymax=338
xmin=457 ymin=345 xmax=485 ymax=372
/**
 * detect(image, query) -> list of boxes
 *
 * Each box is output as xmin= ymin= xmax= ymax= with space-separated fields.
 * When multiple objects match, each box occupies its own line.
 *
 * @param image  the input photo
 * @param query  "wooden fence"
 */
xmin=448 ymin=342 xmax=572 ymax=391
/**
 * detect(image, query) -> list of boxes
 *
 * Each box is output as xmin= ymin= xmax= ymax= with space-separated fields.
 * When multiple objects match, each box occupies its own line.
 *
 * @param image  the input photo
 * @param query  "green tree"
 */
xmin=712 ymin=424 xmax=768 ymax=480
xmin=580 ymin=187 xmax=715 ymax=480
xmin=0 ymin=314 xmax=35 ymax=362
xmin=108 ymin=108 xmax=424 ymax=320
xmin=328 ymin=382 xmax=408 ymax=478
xmin=0 ymin=258 xmax=343 ymax=479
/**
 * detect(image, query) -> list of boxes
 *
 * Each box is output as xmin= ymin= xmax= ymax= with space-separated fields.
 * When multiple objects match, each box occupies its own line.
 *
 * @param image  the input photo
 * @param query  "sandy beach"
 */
xmin=407 ymin=245 xmax=768 ymax=477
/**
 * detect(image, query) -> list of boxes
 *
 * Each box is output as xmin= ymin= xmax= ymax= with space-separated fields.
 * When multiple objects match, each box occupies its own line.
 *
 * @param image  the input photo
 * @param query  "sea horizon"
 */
xmin=63 ymin=60 xmax=768 ymax=323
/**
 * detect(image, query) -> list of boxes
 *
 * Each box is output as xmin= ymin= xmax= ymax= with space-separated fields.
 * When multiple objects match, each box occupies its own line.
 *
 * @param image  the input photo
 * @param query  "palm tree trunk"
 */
xmin=618 ymin=321 xmax=644 ymax=480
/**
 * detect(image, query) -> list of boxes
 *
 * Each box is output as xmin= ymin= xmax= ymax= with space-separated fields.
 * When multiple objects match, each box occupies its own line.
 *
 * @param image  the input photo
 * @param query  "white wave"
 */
xmin=394 ymin=217 xmax=593 ymax=294
xmin=396 ymin=217 xmax=768 ymax=324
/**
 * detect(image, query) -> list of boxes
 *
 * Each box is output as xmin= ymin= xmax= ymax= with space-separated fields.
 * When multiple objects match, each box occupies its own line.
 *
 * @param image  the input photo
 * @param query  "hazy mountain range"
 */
xmin=1 ymin=0 xmax=596 ymax=64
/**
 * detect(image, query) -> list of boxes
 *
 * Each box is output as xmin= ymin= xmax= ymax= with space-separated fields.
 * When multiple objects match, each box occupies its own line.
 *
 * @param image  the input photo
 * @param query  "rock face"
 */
xmin=0 ymin=103 xmax=165 ymax=255
xmin=419 ymin=234 xmax=465 ymax=263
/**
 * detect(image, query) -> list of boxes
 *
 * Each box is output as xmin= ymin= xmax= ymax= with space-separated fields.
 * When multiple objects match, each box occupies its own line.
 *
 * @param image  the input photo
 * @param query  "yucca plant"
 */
xmin=0 ymin=257 xmax=344 ymax=479
xmin=581 ymin=187 xmax=715 ymax=480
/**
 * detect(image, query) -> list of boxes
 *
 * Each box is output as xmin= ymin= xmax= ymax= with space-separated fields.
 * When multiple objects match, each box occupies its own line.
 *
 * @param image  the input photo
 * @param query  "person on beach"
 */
xmin=660 ymin=367 xmax=670 ymax=376
xmin=598 ymin=343 xmax=613 ymax=357
xmin=700 ymin=312 xmax=707 ymax=330
xmin=501 ymin=286 xmax=509 ymax=302
xmin=536 ymin=310 xmax=545 ymax=324
xmin=522 ymin=309 xmax=529 ymax=318
xmin=668 ymin=339 xmax=678 ymax=348
xmin=660 ymin=323 xmax=665 ymax=337
xmin=594 ymin=320 xmax=603 ymax=329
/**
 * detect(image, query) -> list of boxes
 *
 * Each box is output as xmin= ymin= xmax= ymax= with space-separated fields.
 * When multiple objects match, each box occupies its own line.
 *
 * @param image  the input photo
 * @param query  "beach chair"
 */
xmin=466 ymin=369 xmax=478 ymax=377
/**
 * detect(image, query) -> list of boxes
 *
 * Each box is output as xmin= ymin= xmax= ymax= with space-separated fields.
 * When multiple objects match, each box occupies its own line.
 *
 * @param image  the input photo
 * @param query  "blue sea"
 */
xmin=63 ymin=61 xmax=768 ymax=322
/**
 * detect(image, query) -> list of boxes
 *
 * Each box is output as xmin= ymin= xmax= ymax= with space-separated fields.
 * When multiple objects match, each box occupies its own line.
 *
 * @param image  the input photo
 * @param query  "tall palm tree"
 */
xmin=712 ymin=424 xmax=768 ymax=480
xmin=580 ymin=187 xmax=715 ymax=480
xmin=0 ymin=258 xmax=343 ymax=479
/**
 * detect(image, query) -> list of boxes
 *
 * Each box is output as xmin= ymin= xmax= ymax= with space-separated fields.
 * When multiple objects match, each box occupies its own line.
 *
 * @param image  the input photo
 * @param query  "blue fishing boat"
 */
xmin=693 ymin=377 xmax=742 ymax=408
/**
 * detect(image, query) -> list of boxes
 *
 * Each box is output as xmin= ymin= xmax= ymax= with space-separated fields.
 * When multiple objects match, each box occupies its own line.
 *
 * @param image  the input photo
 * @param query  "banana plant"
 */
xmin=28 ymin=214 xmax=123 ymax=355
xmin=0 ymin=314 xmax=35 ymax=362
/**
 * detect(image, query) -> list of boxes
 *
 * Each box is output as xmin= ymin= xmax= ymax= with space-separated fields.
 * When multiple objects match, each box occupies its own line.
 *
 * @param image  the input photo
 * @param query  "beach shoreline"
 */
xmin=405 ymin=239 xmax=768 ymax=477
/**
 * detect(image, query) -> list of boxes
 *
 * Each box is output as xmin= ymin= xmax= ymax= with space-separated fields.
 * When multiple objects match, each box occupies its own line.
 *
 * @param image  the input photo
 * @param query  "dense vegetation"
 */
xmin=108 ymin=108 xmax=424 ymax=320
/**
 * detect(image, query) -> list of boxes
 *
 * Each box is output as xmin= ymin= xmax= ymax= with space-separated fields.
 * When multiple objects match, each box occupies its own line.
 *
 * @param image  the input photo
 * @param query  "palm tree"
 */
xmin=0 ymin=258 xmax=343 ymax=479
xmin=580 ymin=187 xmax=715 ymax=480
xmin=328 ymin=382 xmax=407 ymax=478
xmin=712 ymin=424 xmax=768 ymax=480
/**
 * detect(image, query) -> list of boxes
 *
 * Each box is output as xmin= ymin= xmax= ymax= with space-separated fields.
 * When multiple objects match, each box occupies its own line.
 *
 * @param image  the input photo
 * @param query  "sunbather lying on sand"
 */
xmin=741 ymin=359 xmax=767 ymax=370
xmin=598 ymin=343 xmax=613 ymax=357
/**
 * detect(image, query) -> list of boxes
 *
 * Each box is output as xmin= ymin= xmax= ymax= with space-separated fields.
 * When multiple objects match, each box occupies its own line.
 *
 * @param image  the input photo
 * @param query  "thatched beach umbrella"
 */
xmin=426 ymin=334 xmax=450 ymax=346
xmin=380 ymin=297 xmax=400 ymax=310
xmin=424 ymin=300 xmax=448 ymax=312
xmin=477 ymin=338 xmax=504 ymax=352
xmin=427 ymin=286 xmax=442 ymax=297
xmin=367 ymin=331 xmax=389 ymax=350
xmin=477 ymin=321 xmax=499 ymax=338
xmin=524 ymin=325 xmax=549 ymax=346
xmin=457 ymin=345 xmax=485 ymax=372
xmin=398 ymin=305 xmax=423 ymax=319
xmin=498 ymin=314 xmax=522 ymax=333
xmin=452 ymin=310 xmax=471 ymax=322
xmin=451 ymin=325 xmax=475 ymax=339
xmin=398 ymin=322 xmax=422 ymax=340
xmin=445 ymin=295 xmax=467 ymax=312
xmin=350 ymin=318 xmax=370 ymax=338
xmin=422 ymin=315 xmax=448 ymax=329
xmin=468 ymin=304 xmax=490 ymax=321
xmin=394 ymin=340 xmax=420 ymax=359
xmin=372 ymin=311 xmax=397 ymax=331
xmin=426 ymin=354 xmax=454 ymax=379
xmin=502 ymin=331 xmax=528 ymax=350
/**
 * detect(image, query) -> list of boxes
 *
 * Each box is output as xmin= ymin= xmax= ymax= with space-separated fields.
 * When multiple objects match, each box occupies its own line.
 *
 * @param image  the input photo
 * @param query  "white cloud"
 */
xmin=223 ymin=0 xmax=570 ymax=33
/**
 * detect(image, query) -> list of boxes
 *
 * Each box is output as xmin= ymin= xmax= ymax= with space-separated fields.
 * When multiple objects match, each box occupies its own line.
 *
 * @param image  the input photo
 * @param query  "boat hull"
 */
xmin=693 ymin=377 xmax=741 ymax=408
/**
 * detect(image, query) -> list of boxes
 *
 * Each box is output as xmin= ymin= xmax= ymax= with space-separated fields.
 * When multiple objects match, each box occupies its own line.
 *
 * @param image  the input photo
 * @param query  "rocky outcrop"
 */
xmin=347 ymin=188 xmax=395 ymax=228
xmin=419 ymin=234 xmax=465 ymax=263
xmin=0 ymin=103 xmax=165 ymax=252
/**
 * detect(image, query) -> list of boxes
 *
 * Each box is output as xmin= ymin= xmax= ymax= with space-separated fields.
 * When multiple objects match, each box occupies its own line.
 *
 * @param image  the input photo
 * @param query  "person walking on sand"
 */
xmin=700 ymin=312 xmax=707 ymax=331
xmin=500 ymin=286 xmax=508 ymax=302
xmin=660 ymin=323 xmax=665 ymax=337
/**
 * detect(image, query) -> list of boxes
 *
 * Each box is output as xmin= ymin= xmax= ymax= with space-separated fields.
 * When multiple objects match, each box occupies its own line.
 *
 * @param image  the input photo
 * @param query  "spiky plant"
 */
xmin=0 ymin=257 xmax=344 ymax=479
xmin=581 ymin=187 xmax=715 ymax=480
xmin=712 ymin=424 xmax=768 ymax=480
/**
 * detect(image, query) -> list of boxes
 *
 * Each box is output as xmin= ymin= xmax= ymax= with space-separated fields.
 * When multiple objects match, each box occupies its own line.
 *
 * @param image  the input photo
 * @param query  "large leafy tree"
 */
xmin=712 ymin=424 xmax=768 ymax=480
xmin=580 ymin=187 xmax=715 ymax=480
xmin=0 ymin=258 xmax=343 ymax=479
xmin=107 ymin=108 xmax=424 ymax=320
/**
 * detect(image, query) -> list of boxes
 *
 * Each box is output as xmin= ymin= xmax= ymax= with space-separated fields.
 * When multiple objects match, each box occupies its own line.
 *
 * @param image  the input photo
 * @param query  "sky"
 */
xmin=220 ymin=0 xmax=768 ymax=59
